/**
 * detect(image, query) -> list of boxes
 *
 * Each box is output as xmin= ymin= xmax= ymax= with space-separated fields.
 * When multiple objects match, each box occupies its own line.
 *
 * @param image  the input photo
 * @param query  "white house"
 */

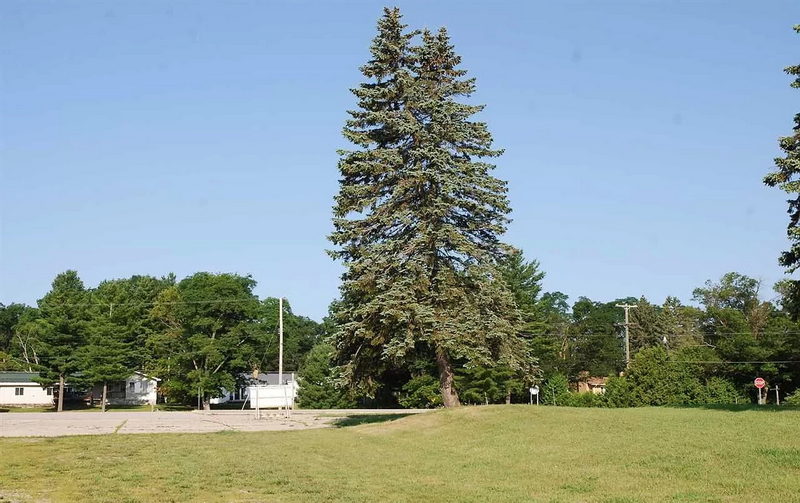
xmin=211 ymin=372 xmax=298 ymax=406
xmin=0 ymin=371 xmax=54 ymax=407
xmin=90 ymin=371 xmax=160 ymax=405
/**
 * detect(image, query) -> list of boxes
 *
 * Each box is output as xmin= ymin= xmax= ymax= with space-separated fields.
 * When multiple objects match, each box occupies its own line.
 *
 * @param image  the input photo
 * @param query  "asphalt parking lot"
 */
xmin=0 ymin=409 xmax=423 ymax=437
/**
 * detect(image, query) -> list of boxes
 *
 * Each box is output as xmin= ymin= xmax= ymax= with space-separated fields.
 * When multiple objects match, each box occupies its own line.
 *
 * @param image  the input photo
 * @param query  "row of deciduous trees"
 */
xmin=0 ymin=270 xmax=320 ymax=410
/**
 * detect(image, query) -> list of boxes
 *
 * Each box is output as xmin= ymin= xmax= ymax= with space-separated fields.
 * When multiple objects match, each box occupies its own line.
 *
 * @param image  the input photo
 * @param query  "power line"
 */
xmin=519 ymin=331 xmax=800 ymax=338
xmin=654 ymin=361 xmax=800 ymax=365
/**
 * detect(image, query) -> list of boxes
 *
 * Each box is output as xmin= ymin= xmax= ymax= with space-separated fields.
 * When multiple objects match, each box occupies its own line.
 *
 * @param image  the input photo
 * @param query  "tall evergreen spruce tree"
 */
xmin=331 ymin=9 xmax=531 ymax=407
xmin=765 ymin=25 xmax=800 ymax=317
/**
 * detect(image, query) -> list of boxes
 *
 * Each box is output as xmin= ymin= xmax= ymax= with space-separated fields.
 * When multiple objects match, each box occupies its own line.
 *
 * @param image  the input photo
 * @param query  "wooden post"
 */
xmin=57 ymin=375 xmax=65 ymax=412
xmin=101 ymin=382 xmax=107 ymax=413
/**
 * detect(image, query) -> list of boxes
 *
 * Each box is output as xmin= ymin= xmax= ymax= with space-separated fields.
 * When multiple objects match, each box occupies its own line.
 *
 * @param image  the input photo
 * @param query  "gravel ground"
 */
xmin=0 ymin=409 xmax=426 ymax=437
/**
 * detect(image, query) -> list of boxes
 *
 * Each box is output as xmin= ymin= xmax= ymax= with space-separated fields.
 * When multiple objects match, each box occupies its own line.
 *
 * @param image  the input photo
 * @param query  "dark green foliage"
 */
xmin=559 ymin=391 xmax=605 ymax=407
xmin=35 ymin=271 xmax=90 ymax=390
xmin=0 ymin=303 xmax=29 ymax=354
xmin=455 ymin=365 xmax=523 ymax=405
xmin=397 ymin=375 xmax=442 ymax=408
xmin=148 ymin=272 xmax=263 ymax=408
xmin=704 ymin=376 xmax=743 ymax=404
xmin=602 ymin=376 xmax=635 ymax=407
xmin=567 ymin=297 xmax=628 ymax=377
xmin=330 ymin=8 xmax=531 ymax=405
xmin=600 ymin=347 xmax=745 ymax=407
xmin=297 ymin=343 xmax=355 ymax=409
xmin=89 ymin=275 xmax=175 ymax=371
xmin=540 ymin=373 xmax=570 ymax=405
xmin=0 ymin=303 xmax=41 ymax=371
xmin=77 ymin=317 xmax=132 ymax=392
xmin=498 ymin=250 xmax=567 ymax=377
xmin=764 ymin=25 xmax=800 ymax=317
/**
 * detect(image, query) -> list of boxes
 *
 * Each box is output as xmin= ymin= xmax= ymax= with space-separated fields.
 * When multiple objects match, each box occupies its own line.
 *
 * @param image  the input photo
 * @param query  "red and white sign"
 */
xmin=754 ymin=377 xmax=766 ymax=389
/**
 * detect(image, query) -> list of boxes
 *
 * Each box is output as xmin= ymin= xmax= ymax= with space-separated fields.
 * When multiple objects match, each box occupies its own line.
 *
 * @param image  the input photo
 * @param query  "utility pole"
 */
xmin=278 ymin=297 xmax=284 ymax=386
xmin=615 ymin=304 xmax=638 ymax=369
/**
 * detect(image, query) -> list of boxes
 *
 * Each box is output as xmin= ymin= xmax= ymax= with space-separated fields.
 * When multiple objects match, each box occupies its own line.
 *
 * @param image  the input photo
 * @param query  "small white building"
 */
xmin=0 ymin=372 xmax=54 ymax=407
xmin=211 ymin=372 xmax=297 ymax=405
xmin=91 ymin=372 xmax=160 ymax=405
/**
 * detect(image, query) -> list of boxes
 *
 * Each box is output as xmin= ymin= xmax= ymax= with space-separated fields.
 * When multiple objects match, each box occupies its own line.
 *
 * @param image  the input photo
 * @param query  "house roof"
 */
xmin=250 ymin=372 xmax=296 ymax=385
xmin=0 ymin=371 xmax=40 ymax=383
xmin=133 ymin=371 xmax=161 ymax=382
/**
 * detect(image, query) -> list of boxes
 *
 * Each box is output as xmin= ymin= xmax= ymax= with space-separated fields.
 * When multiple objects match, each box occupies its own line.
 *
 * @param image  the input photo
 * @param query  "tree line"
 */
xmin=3 ymin=13 xmax=798 ymax=411
xmin=0 ymin=271 xmax=320 ymax=410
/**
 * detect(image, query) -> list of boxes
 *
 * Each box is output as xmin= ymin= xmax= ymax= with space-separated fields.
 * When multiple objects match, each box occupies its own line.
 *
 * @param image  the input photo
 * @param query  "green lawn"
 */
xmin=1 ymin=406 xmax=799 ymax=502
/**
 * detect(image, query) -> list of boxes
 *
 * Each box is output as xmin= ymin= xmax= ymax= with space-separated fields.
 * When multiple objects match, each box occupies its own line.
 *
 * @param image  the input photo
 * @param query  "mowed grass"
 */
xmin=1 ymin=406 xmax=799 ymax=502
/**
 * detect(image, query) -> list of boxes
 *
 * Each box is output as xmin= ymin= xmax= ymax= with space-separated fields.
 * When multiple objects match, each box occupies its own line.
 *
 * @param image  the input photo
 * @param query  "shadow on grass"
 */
xmin=671 ymin=404 xmax=800 ymax=413
xmin=333 ymin=413 xmax=413 ymax=428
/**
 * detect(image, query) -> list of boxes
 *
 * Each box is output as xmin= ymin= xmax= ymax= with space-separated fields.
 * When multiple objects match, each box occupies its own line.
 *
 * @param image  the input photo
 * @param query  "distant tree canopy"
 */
xmin=0 ymin=270 xmax=323 ymax=411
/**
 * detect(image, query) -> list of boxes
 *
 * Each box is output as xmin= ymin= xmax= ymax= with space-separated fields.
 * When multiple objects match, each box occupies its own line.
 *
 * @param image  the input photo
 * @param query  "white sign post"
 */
xmin=529 ymin=386 xmax=540 ymax=405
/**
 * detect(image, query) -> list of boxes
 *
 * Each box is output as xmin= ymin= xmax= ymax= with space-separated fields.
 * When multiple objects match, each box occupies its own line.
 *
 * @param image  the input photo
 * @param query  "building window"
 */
xmin=129 ymin=382 xmax=135 ymax=392
xmin=46 ymin=387 xmax=53 ymax=396
xmin=141 ymin=381 xmax=148 ymax=393
xmin=15 ymin=387 xmax=24 ymax=396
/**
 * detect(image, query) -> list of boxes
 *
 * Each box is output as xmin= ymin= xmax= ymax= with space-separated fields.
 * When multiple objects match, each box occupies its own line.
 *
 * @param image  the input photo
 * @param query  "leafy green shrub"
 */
xmin=703 ymin=376 xmax=743 ymax=404
xmin=785 ymin=391 xmax=800 ymax=406
xmin=398 ymin=375 xmax=442 ymax=408
xmin=296 ymin=343 xmax=356 ymax=409
xmin=603 ymin=376 xmax=635 ymax=407
xmin=540 ymin=373 xmax=570 ymax=405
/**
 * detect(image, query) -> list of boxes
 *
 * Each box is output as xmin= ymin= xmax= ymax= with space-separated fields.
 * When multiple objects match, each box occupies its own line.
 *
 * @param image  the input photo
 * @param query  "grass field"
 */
xmin=1 ymin=406 xmax=799 ymax=502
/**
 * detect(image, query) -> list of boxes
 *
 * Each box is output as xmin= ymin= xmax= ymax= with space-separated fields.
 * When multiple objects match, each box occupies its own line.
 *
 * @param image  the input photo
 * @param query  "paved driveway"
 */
xmin=0 ymin=409 xmax=424 ymax=437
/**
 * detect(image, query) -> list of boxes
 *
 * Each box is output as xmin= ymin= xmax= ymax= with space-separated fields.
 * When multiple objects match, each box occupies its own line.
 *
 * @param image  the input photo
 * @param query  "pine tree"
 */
xmin=37 ymin=270 xmax=89 ymax=411
xmin=330 ymin=10 xmax=532 ymax=407
xmin=77 ymin=317 xmax=131 ymax=412
xmin=764 ymin=25 xmax=800 ymax=317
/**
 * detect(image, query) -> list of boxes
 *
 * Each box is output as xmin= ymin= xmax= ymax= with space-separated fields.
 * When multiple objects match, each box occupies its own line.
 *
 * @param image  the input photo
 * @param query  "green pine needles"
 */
xmin=330 ymin=8 xmax=534 ymax=407
xmin=765 ymin=25 xmax=800 ymax=316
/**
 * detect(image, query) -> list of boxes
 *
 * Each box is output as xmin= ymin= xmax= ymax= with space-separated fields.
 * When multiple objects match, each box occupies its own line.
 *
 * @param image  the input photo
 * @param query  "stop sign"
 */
xmin=754 ymin=377 xmax=766 ymax=389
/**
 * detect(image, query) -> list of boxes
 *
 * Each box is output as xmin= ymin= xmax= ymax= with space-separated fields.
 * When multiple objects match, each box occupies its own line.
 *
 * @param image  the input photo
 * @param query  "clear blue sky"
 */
xmin=1 ymin=1 xmax=798 ymax=320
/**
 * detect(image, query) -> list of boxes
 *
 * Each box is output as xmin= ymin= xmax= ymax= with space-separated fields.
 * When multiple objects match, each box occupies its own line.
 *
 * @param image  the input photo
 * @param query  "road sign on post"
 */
xmin=529 ymin=386 xmax=539 ymax=405
xmin=755 ymin=377 xmax=766 ymax=405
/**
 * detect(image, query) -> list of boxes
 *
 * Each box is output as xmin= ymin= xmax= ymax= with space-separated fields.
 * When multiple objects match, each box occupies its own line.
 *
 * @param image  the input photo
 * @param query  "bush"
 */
xmin=296 ymin=343 xmax=356 ymax=409
xmin=603 ymin=376 xmax=635 ymax=407
xmin=703 ymin=376 xmax=743 ymax=404
xmin=540 ymin=373 xmax=570 ymax=405
xmin=398 ymin=375 xmax=442 ymax=408
xmin=785 ymin=391 xmax=800 ymax=406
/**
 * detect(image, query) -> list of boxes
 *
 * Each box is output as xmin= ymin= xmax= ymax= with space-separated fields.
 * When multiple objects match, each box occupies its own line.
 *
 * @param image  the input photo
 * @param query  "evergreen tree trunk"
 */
xmin=101 ymin=382 xmax=107 ymax=413
xmin=435 ymin=347 xmax=460 ymax=407
xmin=57 ymin=374 xmax=65 ymax=412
